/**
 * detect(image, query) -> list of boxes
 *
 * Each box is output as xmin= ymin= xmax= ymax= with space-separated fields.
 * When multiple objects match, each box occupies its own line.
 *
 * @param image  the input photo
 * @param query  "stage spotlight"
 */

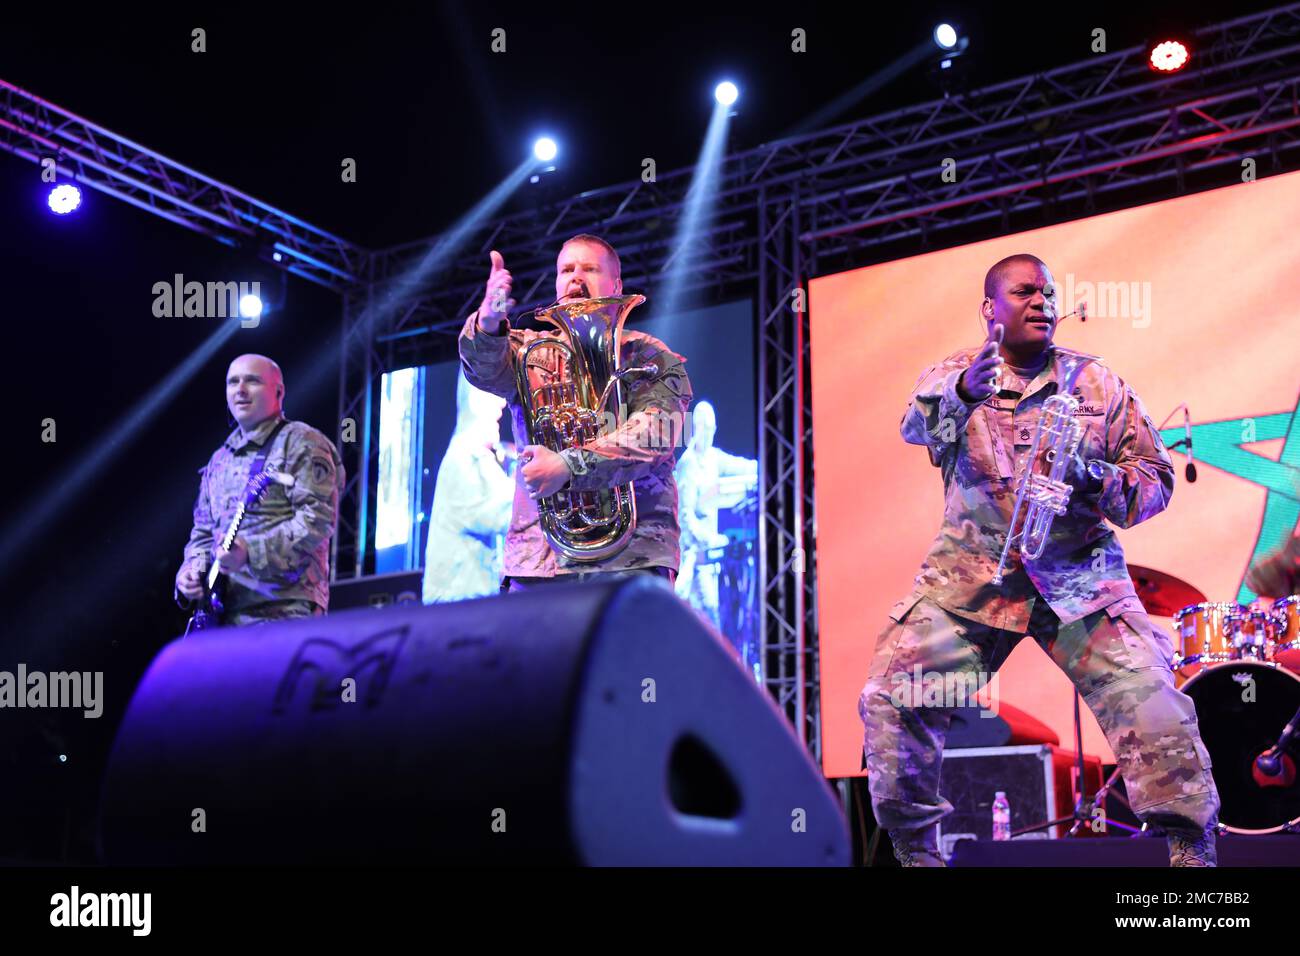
xmin=1150 ymin=40 xmax=1190 ymax=72
xmin=934 ymin=23 xmax=959 ymax=50
xmin=239 ymin=294 xmax=264 ymax=321
xmin=533 ymin=137 xmax=558 ymax=163
xmin=47 ymin=184 xmax=82 ymax=215
xmin=714 ymin=81 xmax=738 ymax=107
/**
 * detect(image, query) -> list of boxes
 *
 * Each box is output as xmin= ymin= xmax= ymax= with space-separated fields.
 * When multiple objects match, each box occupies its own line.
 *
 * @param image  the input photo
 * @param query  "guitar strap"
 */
xmin=248 ymin=419 xmax=290 ymax=481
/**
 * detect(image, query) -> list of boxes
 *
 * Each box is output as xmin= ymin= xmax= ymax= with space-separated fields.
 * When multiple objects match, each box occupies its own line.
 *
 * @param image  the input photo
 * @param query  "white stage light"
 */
xmin=533 ymin=137 xmax=558 ymax=162
xmin=239 ymin=294 xmax=264 ymax=320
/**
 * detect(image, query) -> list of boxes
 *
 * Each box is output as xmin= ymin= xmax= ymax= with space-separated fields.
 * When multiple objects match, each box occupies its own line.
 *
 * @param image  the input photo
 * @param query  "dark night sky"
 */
xmin=0 ymin=3 xmax=1253 ymax=246
xmin=0 ymin=1 xmax=1258 ymax=859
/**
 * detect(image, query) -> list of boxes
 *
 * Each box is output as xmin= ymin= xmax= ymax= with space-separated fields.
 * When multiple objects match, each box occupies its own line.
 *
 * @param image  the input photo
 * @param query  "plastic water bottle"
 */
xmin=992 ymin=791 xmax=1012 ymax=841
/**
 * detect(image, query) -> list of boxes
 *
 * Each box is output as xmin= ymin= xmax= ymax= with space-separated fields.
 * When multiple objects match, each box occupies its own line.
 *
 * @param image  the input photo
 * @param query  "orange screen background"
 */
xmin=811 ymin=171 xmax=1300 ymax=778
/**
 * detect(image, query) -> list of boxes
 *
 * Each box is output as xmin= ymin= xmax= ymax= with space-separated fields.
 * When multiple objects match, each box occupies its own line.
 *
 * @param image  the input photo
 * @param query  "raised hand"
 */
xmin=959 ymin=323 xmax=1005 ymax=403
xmin=477 ymin=250 xmax=515 ymax=334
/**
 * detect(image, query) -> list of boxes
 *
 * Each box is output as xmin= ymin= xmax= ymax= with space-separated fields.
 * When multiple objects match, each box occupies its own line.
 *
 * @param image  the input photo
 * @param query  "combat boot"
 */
xmin=886 ymin=827 xmax=946 ymax=867
xmin=1168 ymin=826 xmax=1217 ymax=867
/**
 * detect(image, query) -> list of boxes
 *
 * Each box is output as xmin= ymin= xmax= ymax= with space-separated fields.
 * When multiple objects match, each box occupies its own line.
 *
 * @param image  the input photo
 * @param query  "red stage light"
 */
xmin=1150 ymin=40 xmax=1190 ymax=72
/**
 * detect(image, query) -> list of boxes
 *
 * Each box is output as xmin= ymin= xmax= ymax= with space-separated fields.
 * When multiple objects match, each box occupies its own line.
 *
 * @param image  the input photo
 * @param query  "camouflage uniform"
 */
xmin=227 ymin=600 xmax=325 ymax=627
xmin=859 ymin=344 xmax=1219 ymax=851
xmin=458 ymin=311 xmax=693 ymax=579
xmin=180 ymin=414 xmax=344 ymax=623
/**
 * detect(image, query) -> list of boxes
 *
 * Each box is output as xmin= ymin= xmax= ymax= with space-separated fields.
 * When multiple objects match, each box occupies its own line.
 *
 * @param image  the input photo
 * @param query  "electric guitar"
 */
xmin=184 ymin=468 xmax=295 ymax=634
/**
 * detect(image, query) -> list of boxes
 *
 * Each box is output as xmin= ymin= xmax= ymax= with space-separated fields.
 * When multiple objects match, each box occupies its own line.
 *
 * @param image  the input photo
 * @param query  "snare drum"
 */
xmin=1172 ymin=602 xmax=1239 ymax=681
xmin=1272 ymin=595 xmax=1300 ymax=671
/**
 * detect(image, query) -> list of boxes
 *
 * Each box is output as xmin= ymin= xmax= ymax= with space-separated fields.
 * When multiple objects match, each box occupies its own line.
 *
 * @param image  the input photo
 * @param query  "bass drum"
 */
xmin=1182 ymin=661 xmax=1300 ymax=834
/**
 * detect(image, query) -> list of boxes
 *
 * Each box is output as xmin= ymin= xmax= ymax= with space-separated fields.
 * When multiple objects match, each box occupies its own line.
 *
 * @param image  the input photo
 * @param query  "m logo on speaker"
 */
xmin=272 ymin=625 xmax=409 ymax=714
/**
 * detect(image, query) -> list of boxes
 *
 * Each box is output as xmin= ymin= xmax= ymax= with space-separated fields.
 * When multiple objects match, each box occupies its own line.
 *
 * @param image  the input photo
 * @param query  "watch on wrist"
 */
xmin=1086 ymin=459 xmax=1107 ymax=484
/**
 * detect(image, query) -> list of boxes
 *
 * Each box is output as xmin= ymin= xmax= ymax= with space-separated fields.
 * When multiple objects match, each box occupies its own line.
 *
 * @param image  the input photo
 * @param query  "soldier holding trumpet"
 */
xmin=858 ymin=253 xmax=1221 ymax=866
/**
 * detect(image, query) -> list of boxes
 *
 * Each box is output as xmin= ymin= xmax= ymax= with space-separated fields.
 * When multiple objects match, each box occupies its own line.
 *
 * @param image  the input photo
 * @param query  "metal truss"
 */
xmin=373 ymin=4 xmax=1300 ymax=351
xmin=757 ymin=181 xmax=819 ymax=754
xmin=0 ymin=76 xmax=380 ymax=580
xmin=335 ymin=287 xmax=379 ymax=580
xmin=0 ymin=78 xmax=371 ymax=292
xmin=5 ymin=5 xmax=1299 ymax=761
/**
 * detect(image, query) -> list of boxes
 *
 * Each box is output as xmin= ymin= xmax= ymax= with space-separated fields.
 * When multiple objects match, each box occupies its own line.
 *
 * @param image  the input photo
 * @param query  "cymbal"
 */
xmin=1128 ymin=565 xmax=1207 ymax=617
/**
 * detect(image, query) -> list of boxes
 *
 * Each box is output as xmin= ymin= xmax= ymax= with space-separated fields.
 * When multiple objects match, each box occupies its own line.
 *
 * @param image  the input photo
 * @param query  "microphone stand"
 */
xmin=1158 ymin=403 xmax=1198 ymax=482
xmin=1013 ymin=688 xmax=1144 ymax=840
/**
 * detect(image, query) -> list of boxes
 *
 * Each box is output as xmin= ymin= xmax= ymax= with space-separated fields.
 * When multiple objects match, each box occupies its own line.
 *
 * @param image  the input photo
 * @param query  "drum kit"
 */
xmin=1130 ymin=566 xmax=1300 ymax=835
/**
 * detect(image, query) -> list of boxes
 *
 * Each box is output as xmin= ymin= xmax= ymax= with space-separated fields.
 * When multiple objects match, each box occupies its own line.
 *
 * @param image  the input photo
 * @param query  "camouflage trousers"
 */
xmin=227 ymin=600 xmax=324 ymax=627
xmin=859 ymin=592 xmax=1220 ymax=838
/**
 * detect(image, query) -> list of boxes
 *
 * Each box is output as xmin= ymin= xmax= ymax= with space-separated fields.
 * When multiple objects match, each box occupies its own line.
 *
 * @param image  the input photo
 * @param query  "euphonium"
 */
xmin=991 ymin=352 xmax=1101 ymax=585
xmin=516 ymin=294 xmax=657 ymax=562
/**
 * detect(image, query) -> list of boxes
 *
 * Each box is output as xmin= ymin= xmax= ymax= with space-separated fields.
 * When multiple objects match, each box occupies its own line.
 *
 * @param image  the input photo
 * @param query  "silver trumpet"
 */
xmin=991 ymin=352 xmax=1101 ymax=586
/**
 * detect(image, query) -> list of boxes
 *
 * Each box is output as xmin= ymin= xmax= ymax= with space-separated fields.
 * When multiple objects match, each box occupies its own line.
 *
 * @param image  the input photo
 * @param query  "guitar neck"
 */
xmin=201 ymin=469 xmax=290 ymax=593
xmin=207 ymin=502 xmax=251 ymax=590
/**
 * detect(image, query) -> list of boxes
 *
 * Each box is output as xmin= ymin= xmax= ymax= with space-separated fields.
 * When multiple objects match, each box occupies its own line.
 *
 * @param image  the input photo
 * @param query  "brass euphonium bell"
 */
xmin=516 ymin=294 xmax=656 ymax=562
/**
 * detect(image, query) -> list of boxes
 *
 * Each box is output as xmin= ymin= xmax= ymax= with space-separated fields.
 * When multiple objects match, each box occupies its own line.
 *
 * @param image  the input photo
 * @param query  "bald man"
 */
xmin=175 ymin=354 xmax=344 ymax=626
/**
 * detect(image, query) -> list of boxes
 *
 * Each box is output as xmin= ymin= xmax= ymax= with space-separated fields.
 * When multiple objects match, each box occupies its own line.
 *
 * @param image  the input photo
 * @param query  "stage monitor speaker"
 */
xmin=100 ymin=577 xmax=849 ymax=866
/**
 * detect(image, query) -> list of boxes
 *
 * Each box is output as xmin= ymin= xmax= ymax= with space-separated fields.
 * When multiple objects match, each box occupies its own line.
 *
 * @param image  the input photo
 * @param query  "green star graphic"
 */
xmin=1158 ymin=397 xmax=1300 ymax=604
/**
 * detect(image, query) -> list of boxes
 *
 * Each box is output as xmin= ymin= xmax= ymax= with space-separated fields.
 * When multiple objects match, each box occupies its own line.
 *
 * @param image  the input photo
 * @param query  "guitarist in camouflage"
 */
xmin=175 ymin=354 xmax=344 ymax=627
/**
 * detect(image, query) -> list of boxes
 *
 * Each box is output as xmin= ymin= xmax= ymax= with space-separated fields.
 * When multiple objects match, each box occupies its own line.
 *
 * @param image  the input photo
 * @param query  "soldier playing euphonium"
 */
xmin=458 ymin=235 xmax=693 ymax=591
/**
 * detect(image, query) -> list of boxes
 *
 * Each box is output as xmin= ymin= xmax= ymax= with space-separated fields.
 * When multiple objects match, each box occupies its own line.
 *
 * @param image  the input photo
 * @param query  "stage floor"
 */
xmin=951 ymin=833 xmax=1299 ymax=866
